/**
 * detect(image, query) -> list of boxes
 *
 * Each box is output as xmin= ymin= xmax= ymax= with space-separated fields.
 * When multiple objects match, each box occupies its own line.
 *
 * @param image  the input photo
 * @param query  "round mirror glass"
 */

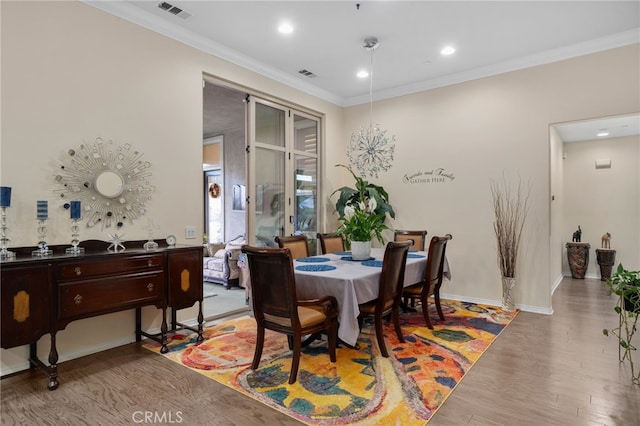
xmin=95 ymin=170 xmax=124 ymax=198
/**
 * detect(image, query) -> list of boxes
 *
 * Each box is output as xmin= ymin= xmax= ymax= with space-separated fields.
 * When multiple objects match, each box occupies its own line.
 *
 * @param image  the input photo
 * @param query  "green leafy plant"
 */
xmin=602 ymin=263 xmax=640 ymax=385
xmin=337 ymin=199 xmax=388 ymax=244
xmin=332 ymin=164 xmax=394 ymax=244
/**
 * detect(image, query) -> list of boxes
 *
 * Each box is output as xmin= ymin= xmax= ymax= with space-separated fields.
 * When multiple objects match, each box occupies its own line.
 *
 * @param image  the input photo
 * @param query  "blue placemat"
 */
xmin=362 ymin=260 xmax=383 ymax=267
xmin=296 ymin=257 xmax=331 ymax=263
xmin=407 ymin=253 xmax=426 ymax=258
xmin=341 ymin=256 xmax=374 ymax=262
xmin=295 ymin=264 xmax=337 ymax=272
xmin=334 ymin=251 xmax=351 ymax=256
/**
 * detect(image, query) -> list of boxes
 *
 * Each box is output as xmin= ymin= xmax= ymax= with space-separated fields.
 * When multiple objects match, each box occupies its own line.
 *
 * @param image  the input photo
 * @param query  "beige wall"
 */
xmin=343 ymin=44 xmax=639 ymax=314
xmin=549 ymin=126 xmax=565 ymax=290
xmin=562 ymin=135 xmax=640 ymax=275
xmin=1 ymin=0 xmax=638 ymax=375
xmin=0 ymin=1 xmax=343 ymax=375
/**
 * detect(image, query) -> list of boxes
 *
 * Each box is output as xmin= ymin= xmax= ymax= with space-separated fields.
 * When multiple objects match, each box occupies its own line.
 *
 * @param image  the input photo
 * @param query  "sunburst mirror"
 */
xmin=54 ymin=137 xmax=155 ymax=229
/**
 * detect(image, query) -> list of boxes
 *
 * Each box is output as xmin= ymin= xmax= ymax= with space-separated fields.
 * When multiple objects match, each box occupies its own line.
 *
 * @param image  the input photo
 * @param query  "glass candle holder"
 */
xmin=0 ymin=206 xmax=16 ymax=261
xmin=32 ymin=219 xmax=53 ymax=257
xmin=65 ymin=218 xmax=85 ymax=255
xmin=143 ymin=220 xmax=158 ymax=250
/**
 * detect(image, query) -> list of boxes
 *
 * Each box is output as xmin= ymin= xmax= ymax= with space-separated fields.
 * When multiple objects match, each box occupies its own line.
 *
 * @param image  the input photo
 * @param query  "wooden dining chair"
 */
xmin=241 ymin=245 xmax=338 ymax=384
xmin=275 ymin=235 xmax=309 ymax=259
xmin=402 ymin=234 xmax=452 ymax=329
xmin=357 ymin=240 xmax=412 ymax=357
xmin=316 ymin=232 xmax=345 ymax=254
xmin=394 ymin=230 xmax=428 ymax=251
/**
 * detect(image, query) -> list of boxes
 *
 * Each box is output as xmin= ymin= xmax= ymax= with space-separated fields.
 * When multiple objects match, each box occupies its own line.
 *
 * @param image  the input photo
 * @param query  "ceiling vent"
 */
xmin=298 ymin=69 xmax=317 ymax=78
xmin=157 ymin=2 xmax=192 ymax=20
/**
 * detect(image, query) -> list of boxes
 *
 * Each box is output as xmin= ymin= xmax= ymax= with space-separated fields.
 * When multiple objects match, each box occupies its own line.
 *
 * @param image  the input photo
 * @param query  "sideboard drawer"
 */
xmin=58 ymin=272 xmax=164 ymax=320
xmin=56 ymin=254 xmax=164 ymax=281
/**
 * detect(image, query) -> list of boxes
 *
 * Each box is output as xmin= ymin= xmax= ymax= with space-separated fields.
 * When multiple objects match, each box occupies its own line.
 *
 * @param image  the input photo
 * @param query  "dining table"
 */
xmin=293 ymin=247 xmax=449 ymax=347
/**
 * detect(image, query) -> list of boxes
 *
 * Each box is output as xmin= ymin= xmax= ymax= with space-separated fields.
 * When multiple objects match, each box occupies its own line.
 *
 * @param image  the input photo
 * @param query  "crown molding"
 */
xmin=344 ymin=29 xmax=640 ymax=106
xmin=83 ymin=2 xmax=638 ymax=108
xmin=82 ymin=1 xmax=343 ymax=106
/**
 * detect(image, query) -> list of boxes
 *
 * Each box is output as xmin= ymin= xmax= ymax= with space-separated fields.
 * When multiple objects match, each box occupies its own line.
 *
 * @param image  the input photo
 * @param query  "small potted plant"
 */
xmin=602 ymin=263 xmax=640 ymax=385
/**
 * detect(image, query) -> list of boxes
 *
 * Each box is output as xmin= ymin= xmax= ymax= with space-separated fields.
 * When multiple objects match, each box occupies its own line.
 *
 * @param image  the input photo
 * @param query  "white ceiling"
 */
xmin=85 ymin=1 xmax=639 ymax=107
xmin=84 ymin=1 xmax=640 ymax=142
xmin=553 ymin=114 xmax=640 ymax=143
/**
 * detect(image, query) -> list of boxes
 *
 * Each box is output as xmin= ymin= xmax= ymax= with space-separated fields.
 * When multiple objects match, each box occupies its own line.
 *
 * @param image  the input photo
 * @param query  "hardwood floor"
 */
xmin=1 ymin=277 xmax=638 ymax=425
xmin=432 ymin=277 xmax=640 ymax=426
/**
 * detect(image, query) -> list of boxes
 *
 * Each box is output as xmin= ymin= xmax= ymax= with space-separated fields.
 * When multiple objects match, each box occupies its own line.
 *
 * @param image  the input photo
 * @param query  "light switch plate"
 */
xmin=185 ymin=226 xmax=197 ymax=239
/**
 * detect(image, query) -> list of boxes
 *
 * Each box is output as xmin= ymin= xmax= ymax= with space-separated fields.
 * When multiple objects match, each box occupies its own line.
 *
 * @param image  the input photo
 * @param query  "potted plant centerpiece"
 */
xmin=332 ymin=165 xmax=395 ymax=260
xmin=602 ymin=263 xmax=640 ymax=385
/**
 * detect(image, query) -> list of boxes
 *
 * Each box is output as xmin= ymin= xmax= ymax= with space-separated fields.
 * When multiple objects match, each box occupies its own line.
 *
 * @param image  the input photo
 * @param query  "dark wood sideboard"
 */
xmin=0 ymin=240 xmax=204 ymax=390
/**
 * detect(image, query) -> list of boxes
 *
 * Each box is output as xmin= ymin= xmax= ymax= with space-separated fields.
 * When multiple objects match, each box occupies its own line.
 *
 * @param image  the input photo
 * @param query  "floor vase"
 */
xmin=351 ymin=240 xmax=372 ymax=260
xmin=566 ymin=242 xmax=590 ymax=279
xmin=595 ymin=249 xmax=616 ymax=281
xmin=501 ymin=276 xmax=516 ymax=311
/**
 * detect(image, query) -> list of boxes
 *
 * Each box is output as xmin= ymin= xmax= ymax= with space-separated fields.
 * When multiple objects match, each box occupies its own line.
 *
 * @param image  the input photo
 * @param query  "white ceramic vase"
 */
xmin=351 ymin=240 xmax=372 ymax=260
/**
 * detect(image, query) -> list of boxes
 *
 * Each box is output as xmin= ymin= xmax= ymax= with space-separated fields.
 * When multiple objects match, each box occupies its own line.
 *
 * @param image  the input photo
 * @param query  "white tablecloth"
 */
xmin=294 ymin=247 xmax=436 ymax=346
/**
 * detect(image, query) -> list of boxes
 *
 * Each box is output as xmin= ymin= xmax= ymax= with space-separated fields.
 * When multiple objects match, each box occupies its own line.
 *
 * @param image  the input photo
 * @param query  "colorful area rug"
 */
xmin=144 ymin=300 xmax=518 ymax=425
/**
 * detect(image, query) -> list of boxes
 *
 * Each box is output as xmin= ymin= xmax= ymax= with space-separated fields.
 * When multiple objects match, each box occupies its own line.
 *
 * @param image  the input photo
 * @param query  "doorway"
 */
xmin=549 ymin=113 xmax=640 ymax=296
xmin=202 ymin=78 xmax=324 ymax=319
xmin=202 ymin=81 xmax=248 ymax=319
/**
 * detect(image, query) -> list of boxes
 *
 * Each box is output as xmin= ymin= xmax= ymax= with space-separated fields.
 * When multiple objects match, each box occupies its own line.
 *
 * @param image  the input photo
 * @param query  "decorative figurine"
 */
xmin=572 ymin=226 xmax=582 ymax=242
xmin=107 ymin=233 xmax=126 ymax=252
xmin=601 ymin=232 xmax=611 ymax=249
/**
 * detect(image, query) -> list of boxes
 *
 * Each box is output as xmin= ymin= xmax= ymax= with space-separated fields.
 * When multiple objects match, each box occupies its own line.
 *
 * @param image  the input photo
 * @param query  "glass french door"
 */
xmin=247 ymin=97 xmax=320 ymax=253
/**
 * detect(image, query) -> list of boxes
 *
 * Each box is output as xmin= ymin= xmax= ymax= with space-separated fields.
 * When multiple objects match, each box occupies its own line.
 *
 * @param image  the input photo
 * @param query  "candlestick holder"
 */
xmin=143 ymin=220 xmax=159 ymax=250
xmin=0 ymin=206 xmax=16 ymax=261
xmin=32 ymin=219 xmax=53 ymax=257
xmin=65 ymin=218 xmax=85 ymax=255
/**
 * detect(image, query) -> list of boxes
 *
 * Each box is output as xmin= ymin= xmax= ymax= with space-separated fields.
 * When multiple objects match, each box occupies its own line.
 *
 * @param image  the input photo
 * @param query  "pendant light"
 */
xmin=347 ymin=37 xmax=396 ymax=179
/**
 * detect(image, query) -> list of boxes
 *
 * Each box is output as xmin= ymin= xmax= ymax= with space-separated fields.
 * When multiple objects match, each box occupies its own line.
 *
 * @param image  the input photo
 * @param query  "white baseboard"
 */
xmin=440 ymin=293 xmax=553 ymax=315
xmin=551 ymin=273 xmax=564 ymax=295
xmin=563 ymin=272 xmax=602 ymax=280
xmin=1 ymin=335 xmax=135 ymax=377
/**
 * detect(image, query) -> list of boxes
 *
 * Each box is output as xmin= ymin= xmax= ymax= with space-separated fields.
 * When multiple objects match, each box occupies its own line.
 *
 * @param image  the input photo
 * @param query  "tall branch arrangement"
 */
xmin=490 ymin=174 xmax=531 ymax=278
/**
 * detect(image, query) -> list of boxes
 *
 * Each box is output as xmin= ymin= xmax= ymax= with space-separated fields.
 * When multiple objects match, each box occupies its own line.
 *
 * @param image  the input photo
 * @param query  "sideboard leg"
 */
xmin=29 ymin=342 xmax=38 ymax=370
xmin=47 ymin=332 xmax=59 ymax=390
xmin=171 ymin=308 xmax=177 ymax=331
xmin=160 ymin=308 xmax=169 ymax=354
xmin=135 ymin=307 xmax=142 ymax=342
xmin=196 ymin=300 xmax=204 ymax=343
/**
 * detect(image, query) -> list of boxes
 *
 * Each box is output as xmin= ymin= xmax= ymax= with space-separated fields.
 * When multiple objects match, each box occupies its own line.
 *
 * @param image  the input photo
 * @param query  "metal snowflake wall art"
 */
xmin=54 ymin=137 xmax=155 ymax=230
xmin=347 ymin=125 xmax=396 ymax=179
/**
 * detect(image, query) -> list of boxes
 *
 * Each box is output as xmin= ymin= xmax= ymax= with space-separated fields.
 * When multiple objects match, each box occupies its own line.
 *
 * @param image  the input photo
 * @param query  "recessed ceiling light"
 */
xmin=357 ymin=70 xmax=369 ymax=79
xmin=597 ymin=130 xmax=610 ymax=137
xmin=441 ymin=46 xmax=456 ymax=56
xmin=278 ymin=22 xmax=293 ymax=34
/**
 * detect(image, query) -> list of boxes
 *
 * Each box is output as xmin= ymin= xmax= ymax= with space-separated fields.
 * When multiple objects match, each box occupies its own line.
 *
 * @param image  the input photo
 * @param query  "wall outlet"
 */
xmin=185 ymin=226 xmax=197 ymax=239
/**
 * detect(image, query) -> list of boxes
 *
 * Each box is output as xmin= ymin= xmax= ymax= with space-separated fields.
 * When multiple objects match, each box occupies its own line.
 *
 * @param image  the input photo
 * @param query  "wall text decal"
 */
xmin=403 ymin=168 xmax=455 ymax=184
